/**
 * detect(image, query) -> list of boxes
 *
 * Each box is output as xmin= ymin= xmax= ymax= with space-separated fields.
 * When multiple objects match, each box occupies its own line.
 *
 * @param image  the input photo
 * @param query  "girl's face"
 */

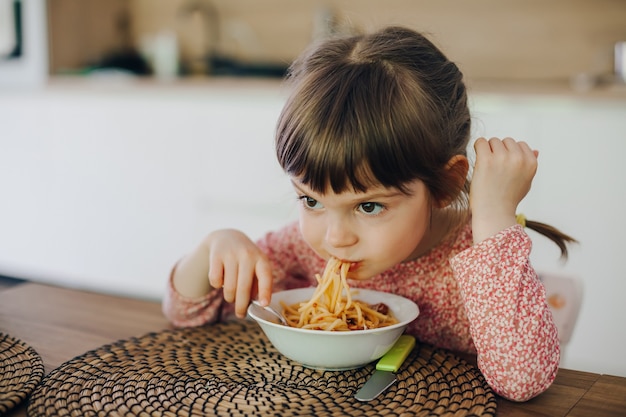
xmin=292 ymin=177 xmax=433 ymax=280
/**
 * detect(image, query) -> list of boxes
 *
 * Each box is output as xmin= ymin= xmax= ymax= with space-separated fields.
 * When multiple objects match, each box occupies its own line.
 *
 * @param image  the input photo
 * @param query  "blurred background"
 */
xmin=3 ymin=0 xmax=626 ymax=84
xmin=1 ymin=0 xmax=626 ymax=378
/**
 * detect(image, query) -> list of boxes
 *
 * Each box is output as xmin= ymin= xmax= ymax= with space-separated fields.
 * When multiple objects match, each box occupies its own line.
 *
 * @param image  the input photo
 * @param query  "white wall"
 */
xmin=1 ymin=81 xmax=625 ymax=378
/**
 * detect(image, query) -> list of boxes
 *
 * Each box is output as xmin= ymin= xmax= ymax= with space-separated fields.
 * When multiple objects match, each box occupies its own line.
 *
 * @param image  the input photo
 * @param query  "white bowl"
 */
xmin=247 ymin=287 xmax=419 ymax=370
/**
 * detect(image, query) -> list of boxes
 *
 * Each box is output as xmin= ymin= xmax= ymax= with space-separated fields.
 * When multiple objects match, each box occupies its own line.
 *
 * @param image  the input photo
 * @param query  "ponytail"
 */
xmin=516 ymin=214 xmax=578 ymax=259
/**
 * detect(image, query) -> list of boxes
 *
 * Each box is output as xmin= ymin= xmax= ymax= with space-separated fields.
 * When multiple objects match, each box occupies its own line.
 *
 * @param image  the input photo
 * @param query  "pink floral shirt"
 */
xmin=162 ymin=220 xmax=559 ymax=402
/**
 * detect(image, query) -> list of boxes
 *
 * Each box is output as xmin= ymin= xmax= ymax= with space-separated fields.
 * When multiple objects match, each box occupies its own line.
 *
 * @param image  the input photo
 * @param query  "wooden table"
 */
xmin=1 ymin=282 xmax=624 ymax=416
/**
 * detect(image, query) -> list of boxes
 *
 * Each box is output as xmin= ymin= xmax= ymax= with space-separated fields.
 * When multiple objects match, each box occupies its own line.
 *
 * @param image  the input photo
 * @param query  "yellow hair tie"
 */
xmin=516 ymin=213 xmax=527 ymax=228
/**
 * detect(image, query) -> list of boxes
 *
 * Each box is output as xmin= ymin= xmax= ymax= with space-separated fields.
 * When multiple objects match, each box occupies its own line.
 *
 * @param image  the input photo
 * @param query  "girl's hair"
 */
xmin=275 ymin=25 xmax=576 ymax=258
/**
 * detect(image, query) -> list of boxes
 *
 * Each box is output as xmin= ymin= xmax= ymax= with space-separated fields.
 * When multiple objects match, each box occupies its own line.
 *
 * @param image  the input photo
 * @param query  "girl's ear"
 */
xmin=435 ymin=155 xmax=469 ymax=208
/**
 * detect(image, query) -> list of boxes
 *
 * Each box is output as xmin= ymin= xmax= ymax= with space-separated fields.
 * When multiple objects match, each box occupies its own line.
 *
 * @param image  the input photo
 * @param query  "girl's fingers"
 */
xmin=503 ymin=138 xmax=533 ymax=157
xmin=488 ymin=136 xmax=507 ymax=152
xmin=234 ymin=262 xmax=256 ymax=317
xmin=474 ymin=137 xmax=507 ymax=156
xmin=473 ymin=137 xmax=490 ymax=154
xmin=203 ymin=230 xmax=273 ymax=318
xmin=208 ymin=260 xmax=224 ymax=290
xmin=209 ymin=255 xmax=273 ymax=317
xmin=233 ymin=257 xmax=273 ymax=317
xmin=255 ymin=258 xmax=274 ymax=306
xmin=476 ymin=137 xmax=538 ymax=160
xmin=221 ymin=261 xmax=238 ymax=303
xmin=516 ymin=140 xmax=539 ymax=159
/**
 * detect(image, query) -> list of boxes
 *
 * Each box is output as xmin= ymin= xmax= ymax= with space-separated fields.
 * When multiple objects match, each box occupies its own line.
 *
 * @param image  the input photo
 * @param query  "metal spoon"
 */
xmin=250 ymin=300 xmax=288 ymax=325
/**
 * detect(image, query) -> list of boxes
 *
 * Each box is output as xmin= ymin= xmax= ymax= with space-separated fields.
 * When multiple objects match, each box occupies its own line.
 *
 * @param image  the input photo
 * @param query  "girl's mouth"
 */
xmin=328 ymin=255 xmax=361 ymax=272
xmin=348 ymin=262 xmax=361 ymax=272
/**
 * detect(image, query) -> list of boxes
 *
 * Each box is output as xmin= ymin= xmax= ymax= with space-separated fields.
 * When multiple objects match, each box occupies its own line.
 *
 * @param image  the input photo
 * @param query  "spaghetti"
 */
xmin=281 ymin=257 xmax=398 ymax=331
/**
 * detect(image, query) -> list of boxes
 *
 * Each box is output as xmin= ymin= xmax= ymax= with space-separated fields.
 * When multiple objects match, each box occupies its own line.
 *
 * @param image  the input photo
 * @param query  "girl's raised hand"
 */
xmin=173 ymin=229 xmax=273 ymax=319
xmin=470 ymin=137 xmax=539 ymax=243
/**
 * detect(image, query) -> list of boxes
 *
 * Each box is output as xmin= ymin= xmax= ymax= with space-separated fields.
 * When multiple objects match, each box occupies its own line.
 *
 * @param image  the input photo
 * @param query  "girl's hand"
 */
xmin=173 ymin=229 xmax=273 ymax=318
xmin=470 ymin=137 xmax=538 ymax=243
xmin=207 ymin=229 xmax=273 ymax=318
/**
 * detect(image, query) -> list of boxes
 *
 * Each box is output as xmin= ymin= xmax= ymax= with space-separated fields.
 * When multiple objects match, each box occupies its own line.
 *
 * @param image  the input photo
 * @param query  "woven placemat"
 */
xmin=28 ymin=320 xmax=496 ymax=416
xmin=0 ymin=333 xmax=45 ymax=414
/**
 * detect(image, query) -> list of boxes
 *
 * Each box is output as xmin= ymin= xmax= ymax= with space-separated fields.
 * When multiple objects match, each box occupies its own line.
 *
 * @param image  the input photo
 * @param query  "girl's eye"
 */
xmin=358 ymin=202 xmax=384 ymax=215
xmin=300 ymin=196 xmax=323 ymax=210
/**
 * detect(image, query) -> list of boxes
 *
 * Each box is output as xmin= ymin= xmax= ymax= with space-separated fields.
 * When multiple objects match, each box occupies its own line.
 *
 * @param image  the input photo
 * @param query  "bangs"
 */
xmin=276 ymin=61 xmax=437 ymax=195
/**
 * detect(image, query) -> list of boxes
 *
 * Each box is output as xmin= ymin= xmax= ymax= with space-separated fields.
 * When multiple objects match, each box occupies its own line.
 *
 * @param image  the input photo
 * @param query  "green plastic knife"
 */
xmin=354 ymin=334 xmax=416 ymax=401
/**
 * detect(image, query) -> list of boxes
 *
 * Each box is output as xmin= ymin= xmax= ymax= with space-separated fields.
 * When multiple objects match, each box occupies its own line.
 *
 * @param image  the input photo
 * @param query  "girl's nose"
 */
xmin=325 ymin=219 xmax=358 ymax=248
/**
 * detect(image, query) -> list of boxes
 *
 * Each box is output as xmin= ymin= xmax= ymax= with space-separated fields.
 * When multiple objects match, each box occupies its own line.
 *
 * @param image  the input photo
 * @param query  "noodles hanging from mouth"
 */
xmin=281 ymin=257 xmax=398 ymax=331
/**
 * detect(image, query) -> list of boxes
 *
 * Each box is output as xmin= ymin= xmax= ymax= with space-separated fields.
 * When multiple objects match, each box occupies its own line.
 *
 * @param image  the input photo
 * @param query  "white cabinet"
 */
xmin=0 ymin=82 xmax=295 ymax=299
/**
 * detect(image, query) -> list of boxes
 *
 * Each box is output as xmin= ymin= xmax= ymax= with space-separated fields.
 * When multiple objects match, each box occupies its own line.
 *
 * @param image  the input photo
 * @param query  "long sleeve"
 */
xmin=450 ymin=224 xmax=560 ymax=401
xmin=162 ymin=266 xmax=226 ymax=327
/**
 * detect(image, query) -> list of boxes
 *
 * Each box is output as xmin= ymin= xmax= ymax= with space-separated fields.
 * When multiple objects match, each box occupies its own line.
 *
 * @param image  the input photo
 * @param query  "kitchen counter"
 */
xmin=8 ymin=75 xmax=624 ymax=103
xmin=466 ymin=78 xmax=626 ymax=101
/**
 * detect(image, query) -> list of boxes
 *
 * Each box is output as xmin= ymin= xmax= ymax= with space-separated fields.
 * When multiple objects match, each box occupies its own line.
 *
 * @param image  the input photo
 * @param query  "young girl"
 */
xmin=163 ymin=26 xmax=576 ymax=402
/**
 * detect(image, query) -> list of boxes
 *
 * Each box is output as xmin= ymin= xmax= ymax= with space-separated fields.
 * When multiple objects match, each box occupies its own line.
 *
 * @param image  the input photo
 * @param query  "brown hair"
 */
xmin=275 ymin=26 xmax=576 ymax=258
